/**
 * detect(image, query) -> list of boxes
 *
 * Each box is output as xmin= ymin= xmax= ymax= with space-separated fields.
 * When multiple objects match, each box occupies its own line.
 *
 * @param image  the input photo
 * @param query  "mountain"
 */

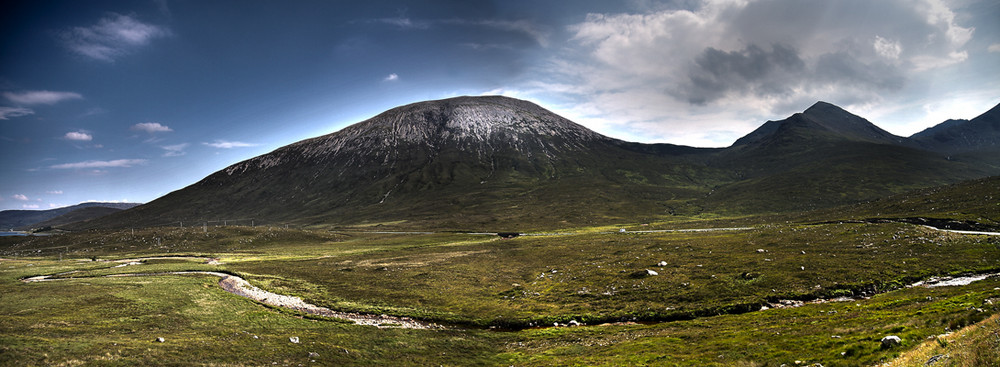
xmin=24 ymin=206 xmax=127 ymax=230
xmin=77 ymin=97 xmax=1000 ymax=230
xmin=83 ymin=96 xmax=729 ymax=230
xmin=701 ymin=102 xmax=992 ymax=212
xmin=0 ymin=202 xmax=140 ymax=231
xmin=910 ymin=102 xmax=1000 ymax=155
xmin=732 ymin=101 xmax=908 ymax=147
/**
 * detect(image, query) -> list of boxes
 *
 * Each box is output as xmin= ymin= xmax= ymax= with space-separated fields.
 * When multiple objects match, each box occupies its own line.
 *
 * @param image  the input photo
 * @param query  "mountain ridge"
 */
xmin=0 ymin=202 xmax=141 ymax=231
xmin=74 ymin=96 xmax=1000 ymax=230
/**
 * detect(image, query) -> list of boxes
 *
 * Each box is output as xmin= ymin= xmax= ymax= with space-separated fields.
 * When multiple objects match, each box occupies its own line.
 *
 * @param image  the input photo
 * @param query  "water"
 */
xmin=0 ymin=231 xmax=27 ymax=237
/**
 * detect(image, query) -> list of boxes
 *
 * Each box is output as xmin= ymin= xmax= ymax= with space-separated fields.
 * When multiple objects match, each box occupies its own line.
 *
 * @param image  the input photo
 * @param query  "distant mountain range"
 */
xmin=74 ymin=96 xmax=1000 ymax=231
xmin=0 ymin=202 xmax=141 ymax=231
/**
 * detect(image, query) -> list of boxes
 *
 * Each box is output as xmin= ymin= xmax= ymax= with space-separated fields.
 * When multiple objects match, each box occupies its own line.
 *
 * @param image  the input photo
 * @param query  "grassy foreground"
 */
xmin=1 ymin=221 xmax=998 ymax=365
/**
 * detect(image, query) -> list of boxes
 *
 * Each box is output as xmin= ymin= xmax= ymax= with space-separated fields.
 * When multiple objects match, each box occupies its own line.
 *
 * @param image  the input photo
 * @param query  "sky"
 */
xmin=1 ymin=0 xmax=999 ymax=212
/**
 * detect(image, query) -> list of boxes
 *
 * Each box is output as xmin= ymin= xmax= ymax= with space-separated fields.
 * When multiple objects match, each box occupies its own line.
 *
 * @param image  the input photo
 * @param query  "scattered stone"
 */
xmin=880 ymin=335 xmax=902 ymax=349
xmin=657 ymin=261 xmax=668 ymax=267
xmin=629 ymin=269 xmax=658 ymax=278
xmin=289 ymin=336 xmax=300 ymax=344
xmin=156 ymin=337 xmax=165 ymax=343
xmin=926 ymin=354 xmax=947 ymax=365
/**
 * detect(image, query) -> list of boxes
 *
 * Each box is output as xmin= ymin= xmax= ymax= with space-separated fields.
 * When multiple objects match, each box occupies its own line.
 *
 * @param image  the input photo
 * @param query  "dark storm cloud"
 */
xmin=682 ymin=43 xmax=805 ymax=105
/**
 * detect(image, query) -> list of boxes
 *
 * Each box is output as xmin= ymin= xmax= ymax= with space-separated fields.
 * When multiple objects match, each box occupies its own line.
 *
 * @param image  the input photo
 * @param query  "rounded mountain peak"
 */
xmin=347 ymin=95 xmax=606 ymax=144
xmin=226 ymin=96 xmax=612 ymax=174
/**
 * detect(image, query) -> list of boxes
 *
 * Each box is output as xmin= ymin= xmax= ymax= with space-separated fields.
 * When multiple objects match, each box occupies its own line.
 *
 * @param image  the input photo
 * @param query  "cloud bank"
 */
xmin=535 ymin=0 xmax=976 ymax=146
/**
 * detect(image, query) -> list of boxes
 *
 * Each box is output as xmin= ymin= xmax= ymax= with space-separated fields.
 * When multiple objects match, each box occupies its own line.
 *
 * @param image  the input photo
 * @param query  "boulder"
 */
xmin=628 ymin=269 xmax=658 ymax=278
xmin=880 ymin=335 xmax=901 ymax=349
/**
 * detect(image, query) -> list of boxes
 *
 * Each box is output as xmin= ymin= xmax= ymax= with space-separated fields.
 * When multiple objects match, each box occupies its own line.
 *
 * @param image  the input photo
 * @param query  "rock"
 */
xmin=657 ymin=261 xmax=668 ymax=267
xmin=289 ymin=336 xmax=300 ymax=344
xmin=156 ymin=337 xmax=165 ymax=343
xmin=629 ymin=269 xmax=658 ymax=278
xmin=757 ymin=249 xmax=766 ymax=253
xmin=568 ymin=320 xmax=581 ymax=326
xmin=926 ymin=354 xmax=947 ymax=365
xmin=880 ymin=335 xmax=902 ymax=349
xmin=308 ymin=352 xmax=320 ymax=358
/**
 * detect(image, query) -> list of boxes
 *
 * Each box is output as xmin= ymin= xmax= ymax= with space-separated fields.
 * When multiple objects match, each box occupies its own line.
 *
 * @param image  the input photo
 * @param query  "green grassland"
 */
xmin=3 ymin=174 xmax=1000 ymax=366
xmin=2 ymin=215 xmax=999 ymax=365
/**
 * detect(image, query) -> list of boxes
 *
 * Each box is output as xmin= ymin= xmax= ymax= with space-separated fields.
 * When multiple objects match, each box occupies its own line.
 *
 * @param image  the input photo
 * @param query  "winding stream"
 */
xmin=21 ymin=259 xmax=441 ymax=329
xmin=19 ymin=255 xmax=1000 ymax=330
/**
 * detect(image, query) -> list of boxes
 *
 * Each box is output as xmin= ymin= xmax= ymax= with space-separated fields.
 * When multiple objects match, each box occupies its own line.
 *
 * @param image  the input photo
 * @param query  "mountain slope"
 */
xmin=910 ymin=102 xmax=1000 ymax=155
xmin=0 ymin=202 xmax=140 ymax=231
xmin=702 ymin=102 xmax=992 ymax=212
xmin=26 ymin=207 xmax=126 ymax=230
xmin=84 ymin=96 xmax=728 ymax=230
xmin=77 ymin=97 xmax=1000 ymax=230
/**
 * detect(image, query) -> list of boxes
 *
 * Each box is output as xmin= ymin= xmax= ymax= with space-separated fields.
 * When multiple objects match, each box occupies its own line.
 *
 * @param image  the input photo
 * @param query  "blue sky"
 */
xmin=2 ymin=0 xmax=999 ymax=211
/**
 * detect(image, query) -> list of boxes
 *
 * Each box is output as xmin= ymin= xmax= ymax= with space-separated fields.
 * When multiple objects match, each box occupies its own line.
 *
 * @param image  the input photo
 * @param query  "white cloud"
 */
xmin=46 ymin=190 xmax=63 ymax=194
xmin=22 ymin=204 xmax=40 ymax=209
xmin=131 ymin=122 xmax=173 ymax=133
xmin=50 ymin=159 xmax=148 ymax=169
xmin=64 ymin=131 xmax=93 ymax=141
xmin=3 ymin=91 xmax=83 ymax=105
xmin=161 ymin=143 xmax=188 ymax=157
xmin=534 ymin=0 xmax=978 ymax=146
xmin=12 ymin=194 xmax=28 ymax=201
xmin=988 ymin=43 xmax=1000 ymax=53
xmin=61 ymin=13 xmax=170 ymax=61
xmin=383 ymin=73 xmax=399 ymax=82
xmin=873 ymin=36 xmax=902 ymax=61
xmin=0 ymin=106 xmax=34 ymax=120
xmin=203 ymin=140 xmax=258 ymax=149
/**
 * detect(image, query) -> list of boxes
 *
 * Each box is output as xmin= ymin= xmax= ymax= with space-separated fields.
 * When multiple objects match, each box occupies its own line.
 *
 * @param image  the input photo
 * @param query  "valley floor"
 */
xmin=1 ymin=221 xmax=998 ymax=366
